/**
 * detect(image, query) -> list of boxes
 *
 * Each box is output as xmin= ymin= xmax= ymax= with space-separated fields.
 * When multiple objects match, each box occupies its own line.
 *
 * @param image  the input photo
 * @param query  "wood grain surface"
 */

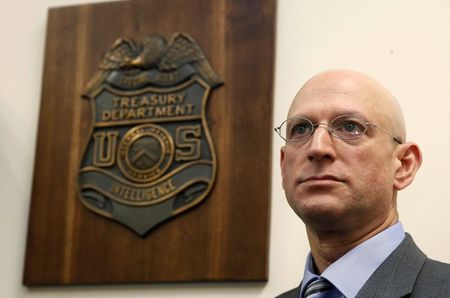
xmin=23 ymin=0 xmax=275 ymax=285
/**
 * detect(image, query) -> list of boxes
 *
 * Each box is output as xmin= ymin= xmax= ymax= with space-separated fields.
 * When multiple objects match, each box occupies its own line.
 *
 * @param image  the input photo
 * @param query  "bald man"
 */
xmin=276 ymin=70 xmax=450 ymax=298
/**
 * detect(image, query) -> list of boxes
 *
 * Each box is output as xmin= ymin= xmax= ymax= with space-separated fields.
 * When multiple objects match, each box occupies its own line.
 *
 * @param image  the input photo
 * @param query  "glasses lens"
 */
xmin=281 ymin=117 xmax=313 ymax=141
xmin=330 ymin=115 xmax=367 ymax=139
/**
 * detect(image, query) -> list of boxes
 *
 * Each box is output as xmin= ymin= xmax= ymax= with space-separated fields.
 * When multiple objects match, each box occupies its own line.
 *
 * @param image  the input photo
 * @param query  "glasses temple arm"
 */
xmin=368 ymin=123 xmax=403 ymax=144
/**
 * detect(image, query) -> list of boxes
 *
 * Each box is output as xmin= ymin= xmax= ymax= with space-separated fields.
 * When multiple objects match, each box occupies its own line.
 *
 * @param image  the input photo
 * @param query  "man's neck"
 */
xmin=307 ymin=214 xmax=398 ymax=274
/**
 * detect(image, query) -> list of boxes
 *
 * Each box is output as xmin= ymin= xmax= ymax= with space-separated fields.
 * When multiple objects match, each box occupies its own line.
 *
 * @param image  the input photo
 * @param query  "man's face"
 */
xmin=280 ymin=80 xmax=400 ymax=232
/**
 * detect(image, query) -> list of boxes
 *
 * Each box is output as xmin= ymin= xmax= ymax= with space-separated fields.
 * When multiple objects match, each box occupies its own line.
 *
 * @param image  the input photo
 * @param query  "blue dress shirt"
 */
xmin=299 ymin=222 xmax=405 ymax=298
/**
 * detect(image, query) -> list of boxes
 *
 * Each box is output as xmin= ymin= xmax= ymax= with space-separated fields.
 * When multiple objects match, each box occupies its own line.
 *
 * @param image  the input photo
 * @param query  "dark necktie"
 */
xmin=304 ymin=278 xmax=333 ymax=297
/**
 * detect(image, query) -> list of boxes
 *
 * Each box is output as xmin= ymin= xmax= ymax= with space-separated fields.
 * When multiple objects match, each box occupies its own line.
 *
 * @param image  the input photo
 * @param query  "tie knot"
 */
xmin=304 ymin=278 xmax=333 ymax=297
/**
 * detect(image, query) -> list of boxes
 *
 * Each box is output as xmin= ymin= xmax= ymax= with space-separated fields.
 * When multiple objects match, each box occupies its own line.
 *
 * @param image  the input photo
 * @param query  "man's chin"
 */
xmin=293 ymin=201 xmax=350 ymax=227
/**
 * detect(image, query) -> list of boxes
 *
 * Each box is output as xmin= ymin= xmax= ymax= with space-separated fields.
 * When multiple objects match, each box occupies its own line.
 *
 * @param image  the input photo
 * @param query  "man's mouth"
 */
xmin=298 ymin=175 xmax=344 ymax=184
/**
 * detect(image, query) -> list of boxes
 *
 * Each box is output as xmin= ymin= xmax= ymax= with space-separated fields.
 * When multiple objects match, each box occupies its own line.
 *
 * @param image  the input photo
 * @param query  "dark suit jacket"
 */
xmin=277 ymin=234 xmax=450 ymax=298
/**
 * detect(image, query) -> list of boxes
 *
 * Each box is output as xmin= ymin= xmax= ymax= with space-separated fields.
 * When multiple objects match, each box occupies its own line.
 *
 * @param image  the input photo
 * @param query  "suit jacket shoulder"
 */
xmin=277 ymin=234 xmax=450 ymax=298
xmin=410 ymin=258 xmax=450 ymax=297
xmin=357 ymin=233 xmax=450 ymax=297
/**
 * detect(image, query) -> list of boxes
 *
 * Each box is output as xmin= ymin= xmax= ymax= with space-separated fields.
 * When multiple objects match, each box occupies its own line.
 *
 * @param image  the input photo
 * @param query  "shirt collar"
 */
xmin=299 ymin=222 xmax=405 ymax=297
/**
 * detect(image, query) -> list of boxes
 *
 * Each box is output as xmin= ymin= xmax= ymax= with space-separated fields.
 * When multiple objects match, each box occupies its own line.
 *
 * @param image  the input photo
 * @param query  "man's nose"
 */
xmin=306 ymin=124 xmax=336 ymax=162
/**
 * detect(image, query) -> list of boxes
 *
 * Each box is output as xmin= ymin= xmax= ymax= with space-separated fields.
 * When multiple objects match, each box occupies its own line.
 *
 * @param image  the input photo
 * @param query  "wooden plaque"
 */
xmin=24 ymin=0 xmax=275 ymax=285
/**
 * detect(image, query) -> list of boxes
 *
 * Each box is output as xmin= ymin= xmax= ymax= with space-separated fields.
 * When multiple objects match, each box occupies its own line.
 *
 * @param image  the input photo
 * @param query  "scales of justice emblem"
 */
xmin=78 ymin=33 xmax=222 ymax=236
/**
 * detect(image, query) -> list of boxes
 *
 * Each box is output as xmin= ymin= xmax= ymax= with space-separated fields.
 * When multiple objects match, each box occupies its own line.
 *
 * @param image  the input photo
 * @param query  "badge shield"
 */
xmin=78 ymin=34 xmax=221 ymax=236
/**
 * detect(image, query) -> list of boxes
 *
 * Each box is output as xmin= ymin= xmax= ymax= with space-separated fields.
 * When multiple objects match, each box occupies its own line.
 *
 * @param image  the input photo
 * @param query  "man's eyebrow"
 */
xmin=332 ymin=110 xmax=367 ymax=118
xmin=288 ymin=110 xmax=368 ymax=120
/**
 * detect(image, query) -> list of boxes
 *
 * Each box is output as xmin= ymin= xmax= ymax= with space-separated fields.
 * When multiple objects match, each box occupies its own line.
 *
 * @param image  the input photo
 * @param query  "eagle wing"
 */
xmin=83 ymin=38 xmax=139 ymax=97
xmin=158 ymin=34 xmax=222 ymax=86
xmin=99 ymin=37 xmax=139 ymax=70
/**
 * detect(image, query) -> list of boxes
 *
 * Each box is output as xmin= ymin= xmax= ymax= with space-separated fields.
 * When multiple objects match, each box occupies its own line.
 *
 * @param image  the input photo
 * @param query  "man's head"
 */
xmin=279 ymin=69 xmax=422 ymax=235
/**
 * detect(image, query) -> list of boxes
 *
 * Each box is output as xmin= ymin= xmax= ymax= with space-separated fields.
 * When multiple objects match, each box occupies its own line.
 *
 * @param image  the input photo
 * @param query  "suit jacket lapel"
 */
xmin=276 ymin=286 xmax=300 ymax=298
xmin=356 ymin=234 xmax=427 ymax=298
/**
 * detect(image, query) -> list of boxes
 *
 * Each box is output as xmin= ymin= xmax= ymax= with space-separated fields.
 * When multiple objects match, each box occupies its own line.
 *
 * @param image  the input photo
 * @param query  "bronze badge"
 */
xmin=78 ymin=34 xmax=222 ymax=236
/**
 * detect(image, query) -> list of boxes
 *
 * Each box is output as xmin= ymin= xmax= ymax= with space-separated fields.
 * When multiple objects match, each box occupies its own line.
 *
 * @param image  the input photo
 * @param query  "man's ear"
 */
xmin=393 ymin=142 xmax=422 ymax=190
xmin=280 ymin=146 xmax=286 ymax=172
xmin=280 ymin=146 xmax=286 ymax=168
xmin=280 ymin=146 xmax=287 ymax=189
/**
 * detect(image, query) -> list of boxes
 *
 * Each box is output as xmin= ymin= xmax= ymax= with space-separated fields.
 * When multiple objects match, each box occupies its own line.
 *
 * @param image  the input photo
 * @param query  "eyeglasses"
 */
xmin=274 ymin=114 xmax=402 ymax=144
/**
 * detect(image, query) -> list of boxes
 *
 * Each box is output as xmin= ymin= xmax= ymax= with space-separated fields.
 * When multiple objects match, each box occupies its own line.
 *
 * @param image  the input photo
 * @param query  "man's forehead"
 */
xmin=288 ymin=90 xmax=375 ymax=118
xmin=295 ymin=69 xmax=383 ymax=101
xmin=301 ymin=69 xmax=369 ymax=90
xmin=287 ymin=70 xmax=406 ymax=140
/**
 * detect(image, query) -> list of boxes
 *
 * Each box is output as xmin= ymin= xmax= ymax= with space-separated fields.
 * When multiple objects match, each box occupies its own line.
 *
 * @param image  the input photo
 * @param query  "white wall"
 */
xmin=2 ymin=0 xmax=450 ymax=297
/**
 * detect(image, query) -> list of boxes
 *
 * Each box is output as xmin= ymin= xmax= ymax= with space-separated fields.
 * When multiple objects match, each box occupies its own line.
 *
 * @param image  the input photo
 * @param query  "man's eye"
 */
xmin=337 ymin=120 xmax=364 ymax=135
xmin=293 ymin=123 xmax=310 ymax=135
xmin=343 ymin=122 xmax=356 ymax=132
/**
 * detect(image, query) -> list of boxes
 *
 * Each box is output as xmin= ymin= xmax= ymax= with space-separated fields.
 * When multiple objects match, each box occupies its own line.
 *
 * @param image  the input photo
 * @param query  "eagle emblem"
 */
xmin=78 ymin=33 xmax=221 ymax=236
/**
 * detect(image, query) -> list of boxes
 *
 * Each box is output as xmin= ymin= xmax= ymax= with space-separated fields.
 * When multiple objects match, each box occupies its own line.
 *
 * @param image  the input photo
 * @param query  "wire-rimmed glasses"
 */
xmin=274 ymin=114 xmax=402 ymax=144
